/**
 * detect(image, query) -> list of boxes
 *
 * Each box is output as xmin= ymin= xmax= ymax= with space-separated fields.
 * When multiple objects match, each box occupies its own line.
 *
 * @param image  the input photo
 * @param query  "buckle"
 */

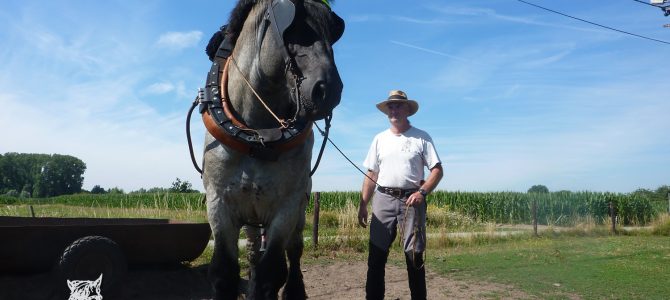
xmin=377 ymin=186 xmax=404 ymax=197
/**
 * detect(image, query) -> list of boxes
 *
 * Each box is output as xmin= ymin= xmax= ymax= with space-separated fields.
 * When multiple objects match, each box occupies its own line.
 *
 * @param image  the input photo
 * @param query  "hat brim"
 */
xmin=376 ymin=99 xmax=419 ymax=116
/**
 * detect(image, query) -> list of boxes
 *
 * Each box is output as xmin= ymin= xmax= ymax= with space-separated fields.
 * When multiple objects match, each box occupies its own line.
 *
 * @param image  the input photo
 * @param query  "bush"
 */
xmin=651 ymin=214 xmax=670 ymax=236
xmin=0 ymin=195 xmax=18 ymax=204
xmin=427 ymin=204 xmax=476 ymax=228
xmin=4 ymin=189 xmax=19 ymax=197
xmin=319 ymin=211 xmax=339 ymax=228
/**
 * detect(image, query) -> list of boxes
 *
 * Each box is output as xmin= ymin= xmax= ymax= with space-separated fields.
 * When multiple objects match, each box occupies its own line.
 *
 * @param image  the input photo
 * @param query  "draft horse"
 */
xmin=199 ymin=0 xmax=344 ymax=299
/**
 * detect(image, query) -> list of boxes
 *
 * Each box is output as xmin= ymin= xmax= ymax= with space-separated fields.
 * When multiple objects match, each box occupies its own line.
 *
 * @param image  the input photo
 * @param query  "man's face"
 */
xmin=386 ymin=102 xmax=409 ymax=122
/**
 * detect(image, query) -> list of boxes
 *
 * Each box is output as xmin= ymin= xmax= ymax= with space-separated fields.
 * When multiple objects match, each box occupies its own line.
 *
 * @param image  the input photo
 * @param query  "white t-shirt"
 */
xmin=363 ymin=126 xmax=441 ymax=189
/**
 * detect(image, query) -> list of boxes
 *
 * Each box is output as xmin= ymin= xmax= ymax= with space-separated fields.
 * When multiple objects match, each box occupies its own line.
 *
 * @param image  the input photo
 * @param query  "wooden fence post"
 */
xmin=610 ymin=201 xmax=616 ymax=234
xmin=667 ymin=192 xmax=669 ymax=214
xmin=532 ymin=199 xmax=538 ymax=237
xmin=312 ymin=192 xmax=320 ymax=248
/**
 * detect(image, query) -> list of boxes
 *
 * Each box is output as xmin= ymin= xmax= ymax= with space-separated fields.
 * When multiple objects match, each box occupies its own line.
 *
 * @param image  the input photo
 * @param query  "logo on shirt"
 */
xmin=401 ymin=139 xmax=412 ymax=152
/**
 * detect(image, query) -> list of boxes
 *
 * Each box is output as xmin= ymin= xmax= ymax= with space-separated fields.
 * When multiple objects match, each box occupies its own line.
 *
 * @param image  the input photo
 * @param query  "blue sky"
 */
xmin=1 ymin=0 xmax=669 ymax=193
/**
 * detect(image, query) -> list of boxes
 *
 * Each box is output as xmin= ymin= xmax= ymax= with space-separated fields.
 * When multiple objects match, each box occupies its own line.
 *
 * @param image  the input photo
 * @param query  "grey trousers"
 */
xmin=370 ymin=191 xmax=426 ymax=253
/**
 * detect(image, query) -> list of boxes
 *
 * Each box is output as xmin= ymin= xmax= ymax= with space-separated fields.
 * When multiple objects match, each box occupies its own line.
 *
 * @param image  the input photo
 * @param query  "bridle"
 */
xmin=186 ymin=0 xmax=333 ymax=175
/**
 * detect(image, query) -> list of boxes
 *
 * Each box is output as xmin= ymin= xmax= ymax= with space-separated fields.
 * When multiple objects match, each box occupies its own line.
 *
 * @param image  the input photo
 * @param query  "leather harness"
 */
xmin=199 ymin=57 xmax=313 ymax=162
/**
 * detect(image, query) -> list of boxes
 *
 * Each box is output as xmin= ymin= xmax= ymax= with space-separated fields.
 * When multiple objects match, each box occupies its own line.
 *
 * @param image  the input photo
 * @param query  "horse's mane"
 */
xmin=225 ymin=0 xmax=340 ymax=45
xmin=225 ymin=0 xmax=256 ymax=44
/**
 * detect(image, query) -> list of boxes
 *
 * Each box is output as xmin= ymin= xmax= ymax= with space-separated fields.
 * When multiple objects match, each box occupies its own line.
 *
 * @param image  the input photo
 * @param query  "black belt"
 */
xmin=377 ymin=186 xmax=418 ymax=198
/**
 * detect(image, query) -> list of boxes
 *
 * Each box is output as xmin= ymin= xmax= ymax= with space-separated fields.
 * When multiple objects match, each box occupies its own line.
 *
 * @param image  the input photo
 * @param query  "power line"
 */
xmin=517 ymin=0 xmax=670 ymax=45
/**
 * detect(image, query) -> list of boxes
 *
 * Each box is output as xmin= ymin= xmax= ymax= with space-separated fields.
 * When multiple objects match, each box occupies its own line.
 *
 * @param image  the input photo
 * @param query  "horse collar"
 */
xmin=199 ymin=57 xmax=313 ymax=161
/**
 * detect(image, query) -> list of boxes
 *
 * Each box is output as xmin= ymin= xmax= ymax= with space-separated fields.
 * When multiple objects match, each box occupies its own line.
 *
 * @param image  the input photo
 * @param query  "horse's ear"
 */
xmin=329 ymin=11 xmax=344 ymax=44
xmin=67 ymin=280 xmax=75 ymax=290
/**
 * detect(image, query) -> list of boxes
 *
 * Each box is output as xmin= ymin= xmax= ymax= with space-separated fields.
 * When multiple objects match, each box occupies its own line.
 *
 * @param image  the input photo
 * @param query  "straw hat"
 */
xmin=376 ymin=90 xmax=419 ymax=116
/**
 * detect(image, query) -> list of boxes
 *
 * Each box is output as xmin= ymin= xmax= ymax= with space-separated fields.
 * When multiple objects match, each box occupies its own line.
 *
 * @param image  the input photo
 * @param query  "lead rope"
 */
xmin=311 ymin=115 xmax=331 ymax=176
xmin=397 ymin=200 xmax=426 ymax=270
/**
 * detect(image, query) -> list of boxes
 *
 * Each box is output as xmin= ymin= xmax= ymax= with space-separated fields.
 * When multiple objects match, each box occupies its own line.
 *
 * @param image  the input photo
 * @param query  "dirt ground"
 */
xmin=0 ymin=261 xmax=533 ymax=300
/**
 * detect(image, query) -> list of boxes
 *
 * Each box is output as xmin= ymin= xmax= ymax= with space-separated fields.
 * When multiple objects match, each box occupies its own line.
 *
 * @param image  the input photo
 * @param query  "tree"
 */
xmin=0 ymin=153 xmax=50 ymax=195
xmin=32 ymin=154 xmax=86 ymax=197
xmin=91 ymin=185 xmax=106 ymax=194
xmin=655 ymin=185 xmax=670 ymax=200
xmin=170 ymin=178 xmax=196 ymax=193
xmin=107 ymin=187 xmax=125 ymax=194
xmin=528 ymin=184 xmax=549 ymax=193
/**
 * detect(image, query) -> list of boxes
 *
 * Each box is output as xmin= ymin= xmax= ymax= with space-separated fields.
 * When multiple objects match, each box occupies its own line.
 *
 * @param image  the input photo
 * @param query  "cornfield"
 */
xmin=1 ymin=190 xmax=657 ymax=226
xmin=308 ymin=191 xmax=657 ymax=226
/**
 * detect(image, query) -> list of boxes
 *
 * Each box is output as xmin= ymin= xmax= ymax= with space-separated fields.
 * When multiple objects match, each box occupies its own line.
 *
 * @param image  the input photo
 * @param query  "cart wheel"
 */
xmin=57 ymin=235 xmax=127 ymax=292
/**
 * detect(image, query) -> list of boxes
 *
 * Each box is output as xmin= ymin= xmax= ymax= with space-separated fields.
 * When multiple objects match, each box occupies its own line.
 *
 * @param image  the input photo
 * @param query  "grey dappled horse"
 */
xmin=202 ymin=0 xmax=344 ymax=299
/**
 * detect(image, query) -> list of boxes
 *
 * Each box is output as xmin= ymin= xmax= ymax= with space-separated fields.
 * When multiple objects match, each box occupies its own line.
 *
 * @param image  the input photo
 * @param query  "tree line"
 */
xmin=0 ymin=152 xmax=86 ymax=198
xmin=89 ymin=178 xmax=198 ymax=194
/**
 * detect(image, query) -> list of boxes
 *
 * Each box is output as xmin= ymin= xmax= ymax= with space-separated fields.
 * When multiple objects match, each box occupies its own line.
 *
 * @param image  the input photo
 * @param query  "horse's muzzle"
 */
xmin=301 ymin=71 xmax=343 ymax=121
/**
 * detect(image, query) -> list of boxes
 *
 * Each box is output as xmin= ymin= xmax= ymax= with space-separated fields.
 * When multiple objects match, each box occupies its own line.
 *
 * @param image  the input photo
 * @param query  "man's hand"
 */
xmin=358 ymin=201 xmax=369 ymax=227
xmin=406 ymin=191 xmax=425 ymax=207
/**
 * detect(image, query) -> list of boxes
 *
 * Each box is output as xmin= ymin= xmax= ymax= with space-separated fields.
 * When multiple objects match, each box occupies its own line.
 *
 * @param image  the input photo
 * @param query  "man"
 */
xmin=358 ymin=90 xmax=443 ymax=300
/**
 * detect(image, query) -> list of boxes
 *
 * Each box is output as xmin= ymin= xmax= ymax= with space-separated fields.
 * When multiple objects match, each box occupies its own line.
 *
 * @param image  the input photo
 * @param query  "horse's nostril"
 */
xmin=312 ymin=81 xmax=327 ymax=102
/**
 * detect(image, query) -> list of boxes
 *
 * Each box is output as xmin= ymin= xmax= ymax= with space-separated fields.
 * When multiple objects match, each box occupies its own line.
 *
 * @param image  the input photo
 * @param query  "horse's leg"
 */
xmin=244 ymin=225 xmax=262 ymax=293
xmin=248 ymin=215 xmax=298 ymax=300
xmin=208 ymin=203 xmax=242 ymax=300
xmin=282 ymin=213 xmax=307 ymax=300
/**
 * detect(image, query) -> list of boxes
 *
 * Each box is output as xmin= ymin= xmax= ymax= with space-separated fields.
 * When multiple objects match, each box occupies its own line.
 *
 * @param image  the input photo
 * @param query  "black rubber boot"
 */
xmin=405 ymin=252 xmax=426 ymax=300
xmin=366 ymin=243 xmax=389 ymax=300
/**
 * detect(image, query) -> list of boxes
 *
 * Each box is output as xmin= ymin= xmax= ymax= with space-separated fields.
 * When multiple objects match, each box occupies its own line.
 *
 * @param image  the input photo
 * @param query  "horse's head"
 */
xmin=227 ymin=0 xmax=344 ymax=123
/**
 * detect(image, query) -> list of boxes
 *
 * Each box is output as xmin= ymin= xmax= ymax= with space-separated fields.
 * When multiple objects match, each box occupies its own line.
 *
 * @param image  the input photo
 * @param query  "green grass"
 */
xmin=429 ymin=235 xmax=670 ymax=299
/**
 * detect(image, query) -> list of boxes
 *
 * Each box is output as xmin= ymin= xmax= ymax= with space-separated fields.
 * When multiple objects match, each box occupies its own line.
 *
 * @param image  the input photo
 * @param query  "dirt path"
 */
xmin=302 ymin=260 xmax=533 ymax=300
xmin=1 ymin=261 xmax=534 ymax=300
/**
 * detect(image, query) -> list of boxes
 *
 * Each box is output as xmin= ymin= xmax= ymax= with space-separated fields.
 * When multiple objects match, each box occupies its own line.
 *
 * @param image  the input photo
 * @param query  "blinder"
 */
xmin=266 ymin=0 xmax=344 ymax=44
xmin=268 ymin=0 xmax=296 ymax=40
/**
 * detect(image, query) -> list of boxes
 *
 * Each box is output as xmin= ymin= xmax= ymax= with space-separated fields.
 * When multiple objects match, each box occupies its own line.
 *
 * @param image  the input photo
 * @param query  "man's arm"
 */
xmin=358 ymin=170 xmax=378 ymax=227
xmin=406 ymin=164 xmax=443 ymax=206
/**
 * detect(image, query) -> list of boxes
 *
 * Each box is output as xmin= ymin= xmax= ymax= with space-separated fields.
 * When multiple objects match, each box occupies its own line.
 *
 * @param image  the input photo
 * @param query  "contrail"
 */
xmin=389 ymin=40 xmax=476 ymax=64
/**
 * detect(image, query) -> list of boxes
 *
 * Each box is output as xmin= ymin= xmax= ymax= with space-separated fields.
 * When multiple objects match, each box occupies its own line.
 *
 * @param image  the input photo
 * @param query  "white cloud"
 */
xmin=144 ymin=82 xmax=175 ymax=95
xmin=156 ymin=31 xmax=203 ymax=50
